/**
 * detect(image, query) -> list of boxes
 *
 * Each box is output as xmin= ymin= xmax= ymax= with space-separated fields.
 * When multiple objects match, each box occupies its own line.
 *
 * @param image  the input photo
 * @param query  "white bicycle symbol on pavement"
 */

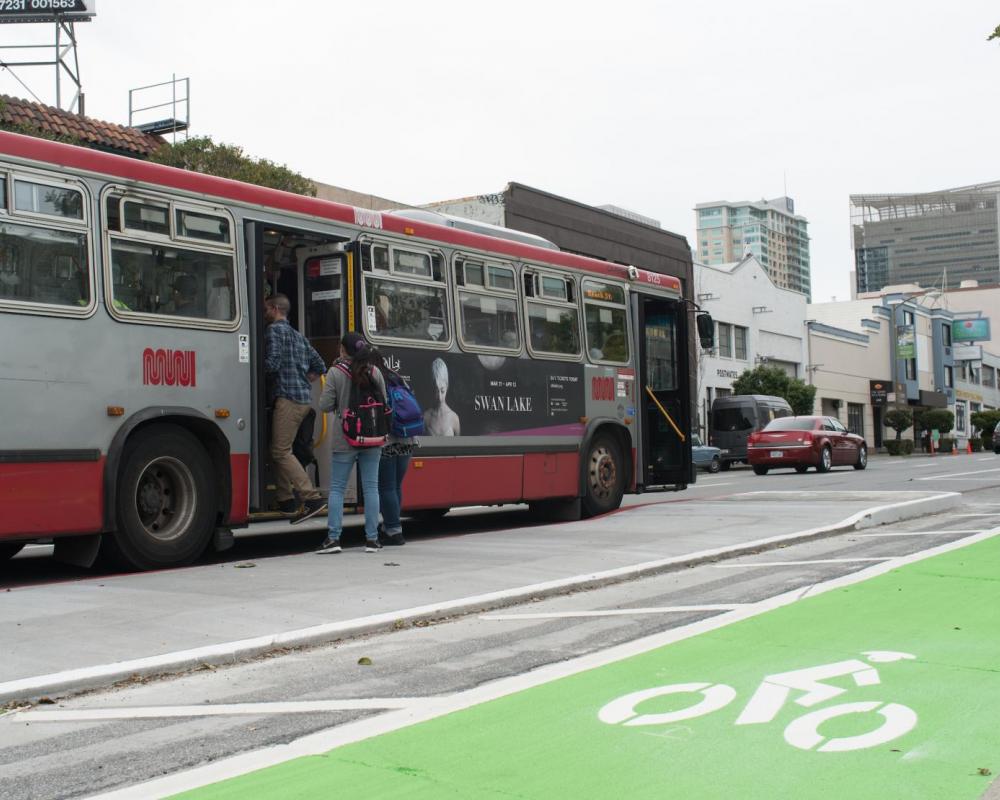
xmin=598 ymin=651 xmax=918 ymax=753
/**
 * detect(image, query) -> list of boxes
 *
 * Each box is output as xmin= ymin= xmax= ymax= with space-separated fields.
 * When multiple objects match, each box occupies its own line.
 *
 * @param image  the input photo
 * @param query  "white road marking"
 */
xmin=919 ymin=467 xmax=1000 ymax=481
xmin=481 ymin=605 xmax=747 ymax=620
xmin=952 ymin=513 xmax=1000 ymax=517
xmin=851 ymin=530 xmax=985 ymax=538
xmin=910 ymin=462 xmax=939 ymax=468
xmin=977 ymin=457 xmax=998 ymax=462
xmin=10 ymin=699 xmax=431 ymax=722
xmin=686 ymin=482 xmax=734 ymax=490
xmin=712 ymin=558 xmax=892 ymax=568
xmin=83 ymin=526 xmax=1000 ymax=800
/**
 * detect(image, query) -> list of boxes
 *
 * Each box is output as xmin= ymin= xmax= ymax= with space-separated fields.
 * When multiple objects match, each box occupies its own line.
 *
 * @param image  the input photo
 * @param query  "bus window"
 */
xmin=176 ymin=208 xmax=231 ymax=244
xmin=0 ymin=221 xmax=88 ymax=307
xmin=365 ymin=275 xmax=449 ymax=343
xmin=13 ymin=179 xmax=83 ymax=220
xmin=454 ymin=256 xmax=520 ymax=352
xmin=645 ymin=311 xmax=677 ymax=390
xmin=393 ymin=248 xmax=431 ymax=277
xmin=109 ymin=239 xmax=235 ymax=321
xmin=582 ymin=279 xmax=629 ymax=364
xmin=526 ymin=302 xmax=580 ymax=357
xmin=122 ymin=199 xmax=169 ymax=235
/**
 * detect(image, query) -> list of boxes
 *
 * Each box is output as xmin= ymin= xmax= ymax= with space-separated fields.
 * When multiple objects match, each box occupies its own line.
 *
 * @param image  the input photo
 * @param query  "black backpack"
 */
xmin=335 ymin=363 xmax=392 ymax=447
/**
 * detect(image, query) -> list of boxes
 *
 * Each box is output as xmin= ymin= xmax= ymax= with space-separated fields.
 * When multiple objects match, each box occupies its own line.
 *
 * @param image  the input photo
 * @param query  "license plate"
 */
xmin=770 ymin=450 xmax=784 ymax=458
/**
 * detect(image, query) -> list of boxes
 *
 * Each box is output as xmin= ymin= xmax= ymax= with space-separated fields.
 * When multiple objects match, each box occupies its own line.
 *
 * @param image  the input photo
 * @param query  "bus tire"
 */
xmin=582 ymin=433 xmax=625 ymax=517
xmin=0 ymin=542 xmax=25 ymax=562
xmin=106 ymin=425 xmax=216 ymax=571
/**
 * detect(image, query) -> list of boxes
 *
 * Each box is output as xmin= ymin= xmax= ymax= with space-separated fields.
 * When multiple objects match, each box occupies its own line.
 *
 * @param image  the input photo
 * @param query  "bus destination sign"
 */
xmin=0 ymin=0 xmax=96 ymax=23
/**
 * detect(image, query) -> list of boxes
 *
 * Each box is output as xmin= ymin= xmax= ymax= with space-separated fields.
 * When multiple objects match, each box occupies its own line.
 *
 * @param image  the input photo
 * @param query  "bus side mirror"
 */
xmin=696 ymin=313 xmax=714 ymax=349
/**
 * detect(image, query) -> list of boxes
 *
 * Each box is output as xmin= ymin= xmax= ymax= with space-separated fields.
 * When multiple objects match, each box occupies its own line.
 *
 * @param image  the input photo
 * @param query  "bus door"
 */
xmin=634 ymin=293 xmax=693 ymax=488
xmin=245 ymin=221 xmax=349 ymax=516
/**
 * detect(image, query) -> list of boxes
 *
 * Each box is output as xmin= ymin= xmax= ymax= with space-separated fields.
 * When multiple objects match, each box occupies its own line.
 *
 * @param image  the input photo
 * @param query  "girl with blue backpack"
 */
xmin=377 ymin=356 xmax=425 ymax=546
xmin=316 ymin=332 xmax=389 ymax=554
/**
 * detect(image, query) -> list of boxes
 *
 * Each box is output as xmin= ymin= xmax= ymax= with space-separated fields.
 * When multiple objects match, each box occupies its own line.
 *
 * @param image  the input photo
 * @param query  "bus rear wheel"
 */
xmin=583 ymin=434 xmax=625 ymax=517
xmin=106 ymin=425 xmax=216 ymax=571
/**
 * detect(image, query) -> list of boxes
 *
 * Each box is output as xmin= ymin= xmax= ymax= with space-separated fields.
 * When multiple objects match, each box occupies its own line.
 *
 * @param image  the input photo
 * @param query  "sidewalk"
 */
xmin=0 ymin=490 xmax=958 ymax=703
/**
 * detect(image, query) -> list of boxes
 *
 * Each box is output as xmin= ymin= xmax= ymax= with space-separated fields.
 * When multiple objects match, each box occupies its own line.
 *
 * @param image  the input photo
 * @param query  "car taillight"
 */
xmin=802 ymin=433 xmax=813 ymax=444
xmin=748 ymin=432 xmax=759 ymax=444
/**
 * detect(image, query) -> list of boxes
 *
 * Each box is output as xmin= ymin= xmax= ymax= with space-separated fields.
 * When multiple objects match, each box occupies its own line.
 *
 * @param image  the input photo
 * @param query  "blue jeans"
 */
xmin=327 ymin=448 xmax=381 ymax=541
xmin=378 ymin=453 xmax=411 ymax=535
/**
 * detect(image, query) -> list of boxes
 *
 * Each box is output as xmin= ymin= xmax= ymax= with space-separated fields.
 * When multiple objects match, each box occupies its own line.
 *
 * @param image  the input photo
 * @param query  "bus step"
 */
xmin=213 ymin=526 xmax=234 ymax=552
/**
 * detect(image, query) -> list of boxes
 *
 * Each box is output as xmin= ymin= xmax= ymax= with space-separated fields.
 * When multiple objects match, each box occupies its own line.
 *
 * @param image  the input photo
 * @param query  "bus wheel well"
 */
xmin=104 ymin=411 xmax=231 ymax=532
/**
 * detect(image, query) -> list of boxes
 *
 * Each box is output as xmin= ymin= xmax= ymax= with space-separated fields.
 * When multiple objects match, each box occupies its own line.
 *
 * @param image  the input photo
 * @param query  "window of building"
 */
xmin=955 ymin=400 xmax=967 ymax=436
xmin=942 ymin=324 xmax=952 ymax=347
xmin=847 ymin=403 xmax=864 ymax=437
xmin=717 ymin=322 xmax=733 ymax=358
xmin=983 ymin=367 xmax=996 ymax=388
xmin=734 ymin=326 xmax=748 ymax=360
xmin=903 ymin=310 xmax=914 ymax=325
xmin=905 ymin=358 xmax=916 ymax=380
xmin=944 ymin=365 xmax=954 ymax=388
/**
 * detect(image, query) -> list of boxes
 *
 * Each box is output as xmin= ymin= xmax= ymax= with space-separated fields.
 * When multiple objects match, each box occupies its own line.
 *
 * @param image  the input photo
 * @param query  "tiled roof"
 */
xmin=0 ymin=95 xmax=164 ymax=158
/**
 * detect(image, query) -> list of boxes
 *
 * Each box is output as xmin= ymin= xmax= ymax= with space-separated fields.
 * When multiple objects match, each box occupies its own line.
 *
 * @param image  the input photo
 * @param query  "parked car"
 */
xmin=710 ymin=395 xmax=793 ymax=469
xmin=747 ymin=415 xmax=868 ymax=474
xmin=691 ymin=434 xmax=723 ymax=473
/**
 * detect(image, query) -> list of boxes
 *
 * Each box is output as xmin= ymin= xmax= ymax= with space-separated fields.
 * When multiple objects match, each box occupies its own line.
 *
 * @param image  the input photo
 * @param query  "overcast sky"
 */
xmin=0 ymin=1 xmax=995 ymax=302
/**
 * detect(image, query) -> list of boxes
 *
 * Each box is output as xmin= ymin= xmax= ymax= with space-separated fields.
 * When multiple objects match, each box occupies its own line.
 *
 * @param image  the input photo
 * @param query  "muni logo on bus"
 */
xmin=142 ymin=348 xmax=197 ymax=387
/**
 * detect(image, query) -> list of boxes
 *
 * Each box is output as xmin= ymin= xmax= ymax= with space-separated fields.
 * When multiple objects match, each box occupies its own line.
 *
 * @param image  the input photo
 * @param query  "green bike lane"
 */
xmin=170 ymin=532 xmax=1000 ymax=800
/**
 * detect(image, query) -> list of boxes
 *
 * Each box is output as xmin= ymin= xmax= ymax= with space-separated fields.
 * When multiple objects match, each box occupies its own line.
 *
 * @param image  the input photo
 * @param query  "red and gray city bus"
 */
xmin=0 ymin=130 xmax=704 ymax=570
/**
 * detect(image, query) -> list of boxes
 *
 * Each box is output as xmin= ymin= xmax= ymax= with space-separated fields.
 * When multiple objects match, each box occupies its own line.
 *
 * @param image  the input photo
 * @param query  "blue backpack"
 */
xmin=385 ymin=369 xmax=424 ymax=437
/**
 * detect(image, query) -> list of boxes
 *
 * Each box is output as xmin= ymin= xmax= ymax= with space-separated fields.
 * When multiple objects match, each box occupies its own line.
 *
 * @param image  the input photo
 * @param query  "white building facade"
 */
xmin=695 ymin=255 xmax=808 ymax=437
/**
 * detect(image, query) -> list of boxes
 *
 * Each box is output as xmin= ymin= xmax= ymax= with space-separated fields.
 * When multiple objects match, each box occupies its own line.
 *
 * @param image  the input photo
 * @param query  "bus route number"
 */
xmin=592 ymin=376 xmax=615 ymax=402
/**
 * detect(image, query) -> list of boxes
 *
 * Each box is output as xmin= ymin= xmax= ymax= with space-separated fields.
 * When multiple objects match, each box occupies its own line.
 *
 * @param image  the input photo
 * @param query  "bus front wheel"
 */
xmin=583 ymin=434 xmax=625 ymax=517
xmin=107 ymin=425 xmax=216 ymax=571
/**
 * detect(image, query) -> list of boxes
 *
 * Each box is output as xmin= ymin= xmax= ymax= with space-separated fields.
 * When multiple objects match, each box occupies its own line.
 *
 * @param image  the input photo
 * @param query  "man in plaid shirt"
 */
xmin=264 ymin=294 xmax=328 ymax=520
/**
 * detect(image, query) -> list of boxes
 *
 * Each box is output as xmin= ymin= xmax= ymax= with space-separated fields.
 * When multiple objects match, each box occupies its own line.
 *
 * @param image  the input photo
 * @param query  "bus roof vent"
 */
xmin=389 ymin=208 xmax=560 ymax=251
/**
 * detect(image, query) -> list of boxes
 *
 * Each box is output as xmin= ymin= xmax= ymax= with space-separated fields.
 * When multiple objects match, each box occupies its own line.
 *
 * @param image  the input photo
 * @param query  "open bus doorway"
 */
xmin=246 ymin=222 xmax=351 ymax=517
xmin=635 ymin=294 xmax=693 ymax=489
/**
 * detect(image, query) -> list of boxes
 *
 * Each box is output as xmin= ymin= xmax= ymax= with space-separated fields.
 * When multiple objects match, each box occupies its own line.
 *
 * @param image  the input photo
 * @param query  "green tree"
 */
xmin=149 ymin=136 xmax=316 ymax=196
xmin=920 ymin=408 xmax=954 ymax=435
xmin=971 ymin=409 xmax=1000 ymax=440
xmin=884 ymin=408 xmax=913 ymax=441
xmin=989 ymin=24 xmax=1000 ymax=41
xmin=730 ymin=365 xmax=817 ymax=416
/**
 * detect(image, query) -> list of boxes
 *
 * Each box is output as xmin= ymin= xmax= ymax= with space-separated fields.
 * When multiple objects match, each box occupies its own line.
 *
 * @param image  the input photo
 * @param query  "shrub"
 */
xmin=936 ymin=437 xmax=955 ymax=453
xmin=901 ymin=440 xmax=915 ymax=455
xmin=885 ymin=440 xmax=902 ymax=456
xmin=884 ymin=408 xmax=913 ymax=441
xmin=971 ymin=438 xmax=984 ymax=452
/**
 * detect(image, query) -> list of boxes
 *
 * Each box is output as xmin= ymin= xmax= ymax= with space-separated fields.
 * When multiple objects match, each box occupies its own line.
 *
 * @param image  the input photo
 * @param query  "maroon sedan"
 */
xmin=747 ymin=416 xmax=868 ymax=475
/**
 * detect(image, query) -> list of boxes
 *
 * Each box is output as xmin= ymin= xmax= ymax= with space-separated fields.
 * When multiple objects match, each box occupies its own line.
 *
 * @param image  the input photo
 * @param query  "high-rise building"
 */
xmin=851 ymin=183 xmax=1000 ymax=295
xmin=694 ymin=196 xmax=811 ymax=299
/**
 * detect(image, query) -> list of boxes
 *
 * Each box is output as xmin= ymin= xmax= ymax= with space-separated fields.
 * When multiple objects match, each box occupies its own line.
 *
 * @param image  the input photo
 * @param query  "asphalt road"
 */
xmin=0 ymin=452 xmax=998 ymax=799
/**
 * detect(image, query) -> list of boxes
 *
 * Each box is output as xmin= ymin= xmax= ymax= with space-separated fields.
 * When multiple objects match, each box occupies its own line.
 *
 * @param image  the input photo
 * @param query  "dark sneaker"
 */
xmin=315 ymin=538 xmax=341 ymax=554
xmin=291 ymin=497 xmax=328 ymax=526
xmin=385 ymin=533 xmax=405 ymax=546
xmin=364 ymin=539 xmax=382 ymax=553
xmin=277 ymin=499 xmax=300 ymax=516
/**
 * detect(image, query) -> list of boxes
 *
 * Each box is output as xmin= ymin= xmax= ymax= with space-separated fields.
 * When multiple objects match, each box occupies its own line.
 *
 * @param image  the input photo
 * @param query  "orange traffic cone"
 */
xmin=967 ymin=440 xmax=974 ymax=454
